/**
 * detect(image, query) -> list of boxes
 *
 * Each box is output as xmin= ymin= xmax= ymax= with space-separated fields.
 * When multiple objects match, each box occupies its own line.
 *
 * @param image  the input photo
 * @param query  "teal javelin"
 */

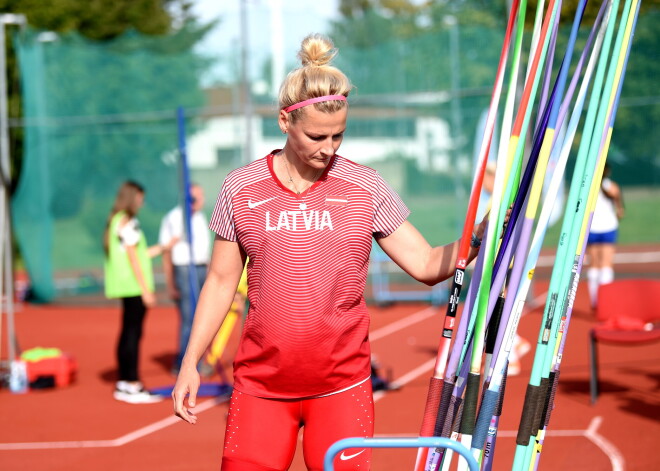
xmin=512 ymin=0 xmax=625 ymax=467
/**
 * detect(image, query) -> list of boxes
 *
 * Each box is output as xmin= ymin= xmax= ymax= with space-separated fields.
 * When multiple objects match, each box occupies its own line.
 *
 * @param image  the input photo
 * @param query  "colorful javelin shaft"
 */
xmin=469 ymin=77 xmax=559 ymax=462
xmin=536 ymin=9 xmax=560 ymax=130
xmin=521 ymin=2 xmax=637 ymax=467
xmin=413 ymin=3 xmax=523 ymax=470
xmin=487 ymin=0 xmax=611 ymax=387
xmin=425 ymin=2 xmax=556 ymax=468
xmin=422 ymin=2 xmax=543 ymax=466
xmin=427 ymin=215 xmax=522 ymax=471
xmin=481 ymin=5 xmax=613 ymax=464
xmin=470 ymin=0 xmax=605 ymax=462
xmin=455 ymin=1 xmax=562 ymax=465
xmin=448 ymin=0 xmax=546 ymax=385
xmin=422 ymin=234 xmax=490 ymax=471
xmin=511 ymin=0 xmax=633 ymax=468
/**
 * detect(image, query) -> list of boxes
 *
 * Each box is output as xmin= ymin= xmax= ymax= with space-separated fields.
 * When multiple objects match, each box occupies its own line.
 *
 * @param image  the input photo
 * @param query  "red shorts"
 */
xmin=221 ymin=380 xmax=374 ymax=471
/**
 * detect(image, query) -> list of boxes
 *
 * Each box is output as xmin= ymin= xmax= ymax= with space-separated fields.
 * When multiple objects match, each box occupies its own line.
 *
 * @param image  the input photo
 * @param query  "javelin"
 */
xmin=511 ymin=0 xmax=635 ymax=467
xmin=469 ymin=0 xmax=608 ymax=462
xmin=487 ymin=0 xmax=612 ymax=396
xmin=423 ymin=1 xmax=561 ymax=467
xmin=468 ymin=78 xmax=558 ymax=463
xmin=479 ymin=3 xmax=614 ymax=463
xmin=426 ymin=0 xmax=532 ymax=440
xmin=454 ymin=0 xmax=563 ymax=464
xmin=520 ymin=1 xmax=637 ymax=467
xmin=417 ymin=5 xmax=539 ymax=471
xmin=511 ymin=0 xmax=623 ymax=463
xmin=530 ymin=2 xmax=640 ymax=468
xmin=412 ymin=2 xmax=523 ymax=469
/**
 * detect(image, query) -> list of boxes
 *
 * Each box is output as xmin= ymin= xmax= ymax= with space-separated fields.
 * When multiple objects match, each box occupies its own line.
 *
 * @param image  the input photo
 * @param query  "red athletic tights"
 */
xmin=221 ymin=381 xmax=374 ymax=470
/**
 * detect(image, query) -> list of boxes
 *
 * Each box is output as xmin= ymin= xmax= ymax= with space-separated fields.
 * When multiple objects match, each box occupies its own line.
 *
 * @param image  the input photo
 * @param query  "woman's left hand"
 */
xmin=475 ymin=206 xmax=512 ymax=241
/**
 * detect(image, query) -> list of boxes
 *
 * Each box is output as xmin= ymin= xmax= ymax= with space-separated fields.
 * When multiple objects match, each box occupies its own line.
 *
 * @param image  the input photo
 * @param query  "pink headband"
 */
xmin=283 ymin=95 xmax=347 ymax=113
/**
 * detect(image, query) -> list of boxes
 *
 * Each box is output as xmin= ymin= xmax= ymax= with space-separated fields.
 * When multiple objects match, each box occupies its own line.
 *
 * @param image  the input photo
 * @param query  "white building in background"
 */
xmin=187 ymin=114 xmax=455 ymax=170
xmin=184 ymin=87 xmax=471 ymax=196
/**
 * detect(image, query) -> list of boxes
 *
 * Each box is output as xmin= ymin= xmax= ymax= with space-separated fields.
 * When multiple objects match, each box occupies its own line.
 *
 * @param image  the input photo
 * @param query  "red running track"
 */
xmin=1 ymin=246 xmax=659 ymax=470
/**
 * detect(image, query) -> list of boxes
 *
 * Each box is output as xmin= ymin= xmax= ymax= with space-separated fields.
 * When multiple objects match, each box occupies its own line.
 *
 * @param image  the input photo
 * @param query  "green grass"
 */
xmin=40 ymin=185 xmax=660 ymax=278
xmin=541 ymin=187 xmax=660 ymax=248
xmin=22 ymin=184 xmax=658 ymax=299
xmin=404 ymin=186 xmax=660 ymax=248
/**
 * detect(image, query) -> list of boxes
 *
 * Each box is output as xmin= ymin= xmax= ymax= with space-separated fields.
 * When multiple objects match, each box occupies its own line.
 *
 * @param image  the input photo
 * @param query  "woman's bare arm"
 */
xmin=172 ymin=235 xmax=246 ymax=424
xmin=377 ymin=220 xmax=485 ymax=286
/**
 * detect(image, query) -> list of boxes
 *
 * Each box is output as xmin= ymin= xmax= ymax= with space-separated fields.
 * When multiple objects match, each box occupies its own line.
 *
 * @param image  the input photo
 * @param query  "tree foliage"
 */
xmin=528 ymin=0 xmax=659 ymax=26
xmin=331 ymin=0 xmax=659 ymax=184
xmin=0 ymin=0 xmax=189 ymax=39
xmin=0 ymin=0 xmax=212 ymax=189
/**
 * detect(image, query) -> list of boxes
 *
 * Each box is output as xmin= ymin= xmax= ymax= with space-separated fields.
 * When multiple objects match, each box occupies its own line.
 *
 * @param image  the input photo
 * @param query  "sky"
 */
xmin=190 ymin=0 xmax=341 ymax=89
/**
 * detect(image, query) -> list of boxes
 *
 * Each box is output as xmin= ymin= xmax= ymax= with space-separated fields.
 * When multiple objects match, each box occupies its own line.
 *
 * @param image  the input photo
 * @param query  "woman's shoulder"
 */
xmin=109 ymin=210 xmax=128 ymax=228
xmin=222 ymin=153 xmax=273 ymax=193
xmin=331 ymin=154 xmax=379 ymax=180
xmin=118 ymin=215 xmax=139 ymax=232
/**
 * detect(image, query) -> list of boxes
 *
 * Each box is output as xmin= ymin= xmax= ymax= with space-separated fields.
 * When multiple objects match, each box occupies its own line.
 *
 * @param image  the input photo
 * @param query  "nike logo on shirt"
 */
xmin=247 ymin=197 xmax=277 ymax=209
xmin=339 ymin=449 xmax=366 ymax=460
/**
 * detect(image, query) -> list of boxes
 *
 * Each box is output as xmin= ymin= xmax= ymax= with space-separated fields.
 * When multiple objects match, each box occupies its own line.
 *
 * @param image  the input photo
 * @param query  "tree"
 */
xmin=0 ymin=1 xmax=217 ymax=301
xmin=526 ymin=0 xmax=659 ymax=26
xmin=330 ymin=0 xmax=511 ymax=181
xmin=330 ymin=0 xmax=659 ymax=184
xmin=0 ymin=0 xmax=211 ymax=190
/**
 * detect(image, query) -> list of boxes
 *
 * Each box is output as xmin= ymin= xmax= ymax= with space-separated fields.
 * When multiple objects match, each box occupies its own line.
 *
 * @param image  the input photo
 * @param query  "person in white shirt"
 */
xmin=159 ymin=184 xmax=211 ymax=375
xmin=586 ymin=163 xmax=625 ymax=308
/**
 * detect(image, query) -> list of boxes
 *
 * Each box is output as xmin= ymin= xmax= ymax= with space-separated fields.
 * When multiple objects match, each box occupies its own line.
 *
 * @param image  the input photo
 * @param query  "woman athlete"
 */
xmin=172 ymin=33 xmax=488 ymax=471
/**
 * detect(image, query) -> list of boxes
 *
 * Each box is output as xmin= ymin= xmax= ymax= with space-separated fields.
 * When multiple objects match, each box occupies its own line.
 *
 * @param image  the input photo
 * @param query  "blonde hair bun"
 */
xmin=278 ymin=33 xmax=352 ymax=120
xmin=298 ymin=34 xmax=337 ymax=68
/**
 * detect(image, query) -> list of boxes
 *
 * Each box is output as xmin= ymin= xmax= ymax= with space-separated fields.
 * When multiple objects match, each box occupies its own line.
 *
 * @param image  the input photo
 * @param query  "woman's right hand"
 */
xmin=172 ymin=363 xmax=201 ymax=424
xmin=141 ymin=290 xmax=156 ymax=308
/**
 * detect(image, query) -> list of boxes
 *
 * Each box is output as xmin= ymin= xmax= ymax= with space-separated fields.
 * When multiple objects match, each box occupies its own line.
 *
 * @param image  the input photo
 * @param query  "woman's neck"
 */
xmin=276 ymin=151 xmax=322 ymax=194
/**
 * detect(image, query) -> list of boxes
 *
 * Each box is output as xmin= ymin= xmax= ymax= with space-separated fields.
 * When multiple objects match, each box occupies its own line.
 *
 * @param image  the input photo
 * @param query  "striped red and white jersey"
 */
xmin=210 ymin=151 xmax=409 ymax=399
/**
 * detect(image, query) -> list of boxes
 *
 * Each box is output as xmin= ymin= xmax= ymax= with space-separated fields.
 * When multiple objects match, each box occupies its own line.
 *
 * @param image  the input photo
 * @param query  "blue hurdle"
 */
xmin=323 ymin=436 xmax=479 ymax=471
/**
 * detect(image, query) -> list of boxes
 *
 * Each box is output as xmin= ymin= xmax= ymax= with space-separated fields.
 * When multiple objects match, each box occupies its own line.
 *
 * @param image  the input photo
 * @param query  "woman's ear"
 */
xmin=278 ymin=109 xmax=290 ymax=134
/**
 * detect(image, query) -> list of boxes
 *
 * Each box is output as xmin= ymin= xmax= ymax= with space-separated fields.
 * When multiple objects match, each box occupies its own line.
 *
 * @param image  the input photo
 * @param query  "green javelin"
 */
xmin=451 ymin=0 xmax=533 ymax=382
xmin=456 ymin=0 xmax=562 ymax=459
xmin=454 ymin=0 xmax=532 ymax=372
xmin=452 ymin=0 xmax=548 ymax=378
xmin=512 ymin=0 xmax=636 ymax=468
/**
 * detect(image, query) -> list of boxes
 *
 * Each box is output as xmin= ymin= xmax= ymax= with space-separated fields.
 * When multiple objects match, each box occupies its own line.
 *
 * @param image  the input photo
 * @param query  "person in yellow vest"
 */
xmin=103 ymin=180 xmax=174 ymax=404
xmin=204 ymin=264 xmax=248 ymax=372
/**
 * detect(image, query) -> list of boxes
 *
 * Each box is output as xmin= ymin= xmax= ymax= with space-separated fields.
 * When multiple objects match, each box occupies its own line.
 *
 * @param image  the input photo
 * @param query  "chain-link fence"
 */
xmin=10 ymin=11 xmax=659 ymax=301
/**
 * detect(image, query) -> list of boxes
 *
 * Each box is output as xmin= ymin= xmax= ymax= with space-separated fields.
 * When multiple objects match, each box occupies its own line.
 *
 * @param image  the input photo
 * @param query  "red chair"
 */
xmin=589 ymin=278 xmax=660 ymax=404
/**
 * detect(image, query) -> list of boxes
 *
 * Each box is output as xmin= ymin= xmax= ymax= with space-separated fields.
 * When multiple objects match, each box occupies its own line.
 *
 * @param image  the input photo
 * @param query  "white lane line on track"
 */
xmin=537 ymin=250 xmax=660 ymax=267
xmin=585 ymin=416 xmax=625 ymax=471
xmin=370 ymin=306 xmax=438 ymax=342
xmin=0 ymin=299 xmax=628 ymax=470
xmin=0 ymin=396 xmax=227 ymax=450
xmin=370 ymin=309 xmax=626 ymax=471
xmin=1 ymin=306 xmax=440 ymax=451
